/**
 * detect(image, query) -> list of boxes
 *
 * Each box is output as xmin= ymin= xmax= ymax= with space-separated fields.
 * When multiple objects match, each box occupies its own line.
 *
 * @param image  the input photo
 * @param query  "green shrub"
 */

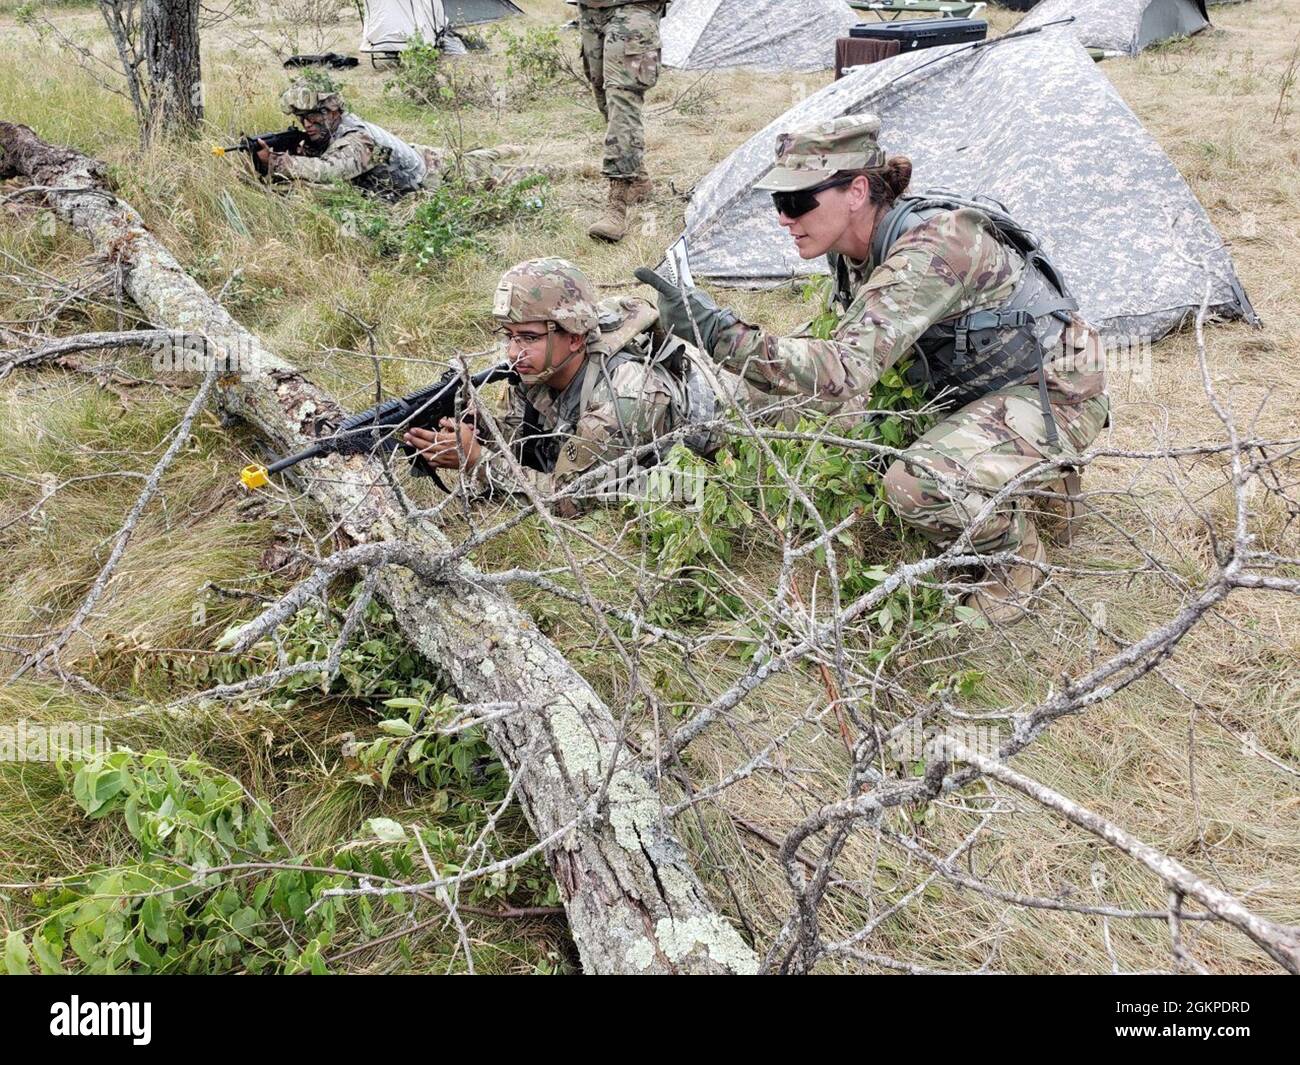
xmin=158 ymin=586 xmax=441 ymax=704
xmin=384 ymin=32 xmax=493 ymax=108
xmin=402 ymin=172 xmax=549 ymax=269
xmin=1 ymin=736 xmax=544 ymax=973
xmin=0 ymin=665 xmax=548 ymax=972
xmin=491 ymin=23 xmax=583 ymax=99
xmin=320 ymin=172 xmax=550 ymax=269
xmin=1 ymin=597 xmax=558 ymax=974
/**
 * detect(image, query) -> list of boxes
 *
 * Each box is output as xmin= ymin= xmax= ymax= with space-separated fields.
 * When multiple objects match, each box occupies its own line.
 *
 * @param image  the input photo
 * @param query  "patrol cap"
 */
xmin=280 ymin=82 xmax=344 ymax=115
xmin=753 ymin=114 xmax=887 ymax=193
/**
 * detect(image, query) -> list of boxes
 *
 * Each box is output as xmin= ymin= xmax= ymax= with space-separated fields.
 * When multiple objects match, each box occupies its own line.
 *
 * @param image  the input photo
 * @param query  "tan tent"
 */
xmin=360 ymin=0 xmax=521 ymax=56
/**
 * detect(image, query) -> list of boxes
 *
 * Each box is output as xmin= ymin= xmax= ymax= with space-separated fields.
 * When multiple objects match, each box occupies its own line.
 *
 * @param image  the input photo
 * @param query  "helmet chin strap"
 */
xmin=517 ymin=324 xmax=584 ymax=386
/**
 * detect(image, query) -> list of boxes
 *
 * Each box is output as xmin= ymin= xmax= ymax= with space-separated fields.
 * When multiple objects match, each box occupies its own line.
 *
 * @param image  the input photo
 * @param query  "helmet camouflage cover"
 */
xmin=492 ymin=258 xmax=599 ymax=337
xmin=280 ymin=81 xmax=344 ymax=115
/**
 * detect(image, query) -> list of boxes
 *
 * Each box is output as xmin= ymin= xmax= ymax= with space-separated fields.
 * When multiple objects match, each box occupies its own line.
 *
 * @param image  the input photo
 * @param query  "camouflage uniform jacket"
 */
xmin=471 ymin=308 xmax=680 ymax=509
xmin=268 ymin=113 xmax=428 ymax=195
xmin=711 ymin=207 xmax=1107 ymax=410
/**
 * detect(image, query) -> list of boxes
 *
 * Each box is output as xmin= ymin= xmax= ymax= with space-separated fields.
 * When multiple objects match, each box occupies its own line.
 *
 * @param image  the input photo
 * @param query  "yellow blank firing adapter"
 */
xmin=211 ymin=145 xmax=227 ymax=157
xmin=240 ymin=465 xmax=270 ymax=490
xmin=240 ymin=444 xmax=324 ymax=490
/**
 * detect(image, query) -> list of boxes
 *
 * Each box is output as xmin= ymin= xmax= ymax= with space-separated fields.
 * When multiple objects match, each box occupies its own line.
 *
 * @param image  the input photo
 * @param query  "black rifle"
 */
xmin=211 ymin=128 xmax=313 ymax=175
xmin=241 ymin=362 xmax=518 ymax=492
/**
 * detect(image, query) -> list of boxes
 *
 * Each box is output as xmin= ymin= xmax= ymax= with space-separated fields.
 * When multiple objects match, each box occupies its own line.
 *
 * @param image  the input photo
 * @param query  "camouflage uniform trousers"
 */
xmin=579 ymin=1 xmax=664 ymax=180
xmin=883 ymin=385 xmax=1110 ymax=554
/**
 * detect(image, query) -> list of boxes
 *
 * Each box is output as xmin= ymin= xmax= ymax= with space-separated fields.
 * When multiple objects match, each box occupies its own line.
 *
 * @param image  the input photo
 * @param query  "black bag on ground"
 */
xmin=284 ymin=53 xmax=360 ymax=69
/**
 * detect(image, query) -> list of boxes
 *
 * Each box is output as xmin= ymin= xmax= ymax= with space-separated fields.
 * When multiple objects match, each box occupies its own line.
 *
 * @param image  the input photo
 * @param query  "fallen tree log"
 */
xmin=0 ymin=121 xmax=758 ymax=975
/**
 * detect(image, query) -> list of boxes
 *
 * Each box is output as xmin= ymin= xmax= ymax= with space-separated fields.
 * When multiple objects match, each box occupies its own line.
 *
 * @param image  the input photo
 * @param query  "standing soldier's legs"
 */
xmin=883 ymin=386 xmax=1109 ymax=619
xmin=587 ymin=1 xmax=662 ymax=242
xmin=601 ymin=2 xmax=661 ymax=182
xmin=579 ymin=6 xmax=610 ymax=120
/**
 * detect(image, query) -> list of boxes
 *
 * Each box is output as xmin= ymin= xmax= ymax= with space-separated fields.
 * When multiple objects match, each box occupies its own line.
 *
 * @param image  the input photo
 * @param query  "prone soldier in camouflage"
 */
xmin=262 ymin=81 xmax=529 ymax=199
xmin=638 ymin=115 xmax=1109 ymax=624
xmin=403 ymin=258 xmax=718 ymax=517
xmin=578 ymin=0 xmax=665 ymax=242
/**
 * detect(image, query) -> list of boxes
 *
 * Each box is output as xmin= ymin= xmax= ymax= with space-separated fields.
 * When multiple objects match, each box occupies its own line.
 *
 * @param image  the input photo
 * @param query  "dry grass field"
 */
xmin=0 ymin=0 xmax=1296 ymax=973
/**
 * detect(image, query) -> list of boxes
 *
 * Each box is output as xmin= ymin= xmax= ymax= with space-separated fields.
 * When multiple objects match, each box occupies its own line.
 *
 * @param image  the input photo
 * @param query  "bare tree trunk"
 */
xmin=98 ymin=0 xmax=151 ymax=141
xmin=142 ymin=0 xmax=203 ymax=137
xmin=0 ymin=121 xmax=758 ymax=975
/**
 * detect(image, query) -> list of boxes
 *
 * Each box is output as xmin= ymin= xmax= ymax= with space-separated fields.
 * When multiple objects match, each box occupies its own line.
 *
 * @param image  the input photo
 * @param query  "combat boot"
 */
xmin=588 ymin=179 xmax=630 ymax=243
xmin=963 ymin=520 xmax=1047 ymax=626
xmin=624 ymin=176 xmax=653 ymax=205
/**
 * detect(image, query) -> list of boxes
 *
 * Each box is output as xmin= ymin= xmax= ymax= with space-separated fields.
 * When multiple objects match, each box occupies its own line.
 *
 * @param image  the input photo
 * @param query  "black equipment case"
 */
xmin=849 ymin=18 xmax=988 ymax=50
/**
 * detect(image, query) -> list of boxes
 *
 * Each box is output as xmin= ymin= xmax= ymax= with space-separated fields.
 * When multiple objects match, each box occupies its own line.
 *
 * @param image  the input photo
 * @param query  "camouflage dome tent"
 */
xmin=1019 ymin=0 xmax=1210 ymax=58
xmin=681 ymin=22 xmax=1255 ymax=341
xmin=662 ymin=0 xmax=858 ymax=71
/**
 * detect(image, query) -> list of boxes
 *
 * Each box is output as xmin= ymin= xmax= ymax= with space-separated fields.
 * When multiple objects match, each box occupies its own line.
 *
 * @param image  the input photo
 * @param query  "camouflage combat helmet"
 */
xmin=753 ymin=114 xmax=886 ymax=192
xmin=492 ymin=258 xmax=599 ymax=338
xmin=280 ymin=81 xmax=344 ymax=116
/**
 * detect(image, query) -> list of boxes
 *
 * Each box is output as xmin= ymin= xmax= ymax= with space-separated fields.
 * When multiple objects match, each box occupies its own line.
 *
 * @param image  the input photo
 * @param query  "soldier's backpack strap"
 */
xmin=512 ymin=395 xmax=553 ymax=472
xmin=592 ymin=296 xmax=659 ymax=358
xmin=575 ymin=347 xmax=642 ymax=453
xmin=869 ymin=194 xmax=935 ymax=271
xmin=586 ymin=295 xmax=696 ymax=442
xmin=827 ymin=195 xmax=943 ymax=314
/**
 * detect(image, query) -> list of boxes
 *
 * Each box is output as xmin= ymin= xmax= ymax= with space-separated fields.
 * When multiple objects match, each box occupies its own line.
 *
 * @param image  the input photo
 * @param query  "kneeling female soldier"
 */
xmin=638 ymin=115 xmax=1108 ymax=624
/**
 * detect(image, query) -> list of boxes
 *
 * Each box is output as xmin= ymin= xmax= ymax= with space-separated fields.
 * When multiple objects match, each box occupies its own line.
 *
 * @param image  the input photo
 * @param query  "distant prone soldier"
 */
xmin=249 ymin=81 xmax=528 ymax=199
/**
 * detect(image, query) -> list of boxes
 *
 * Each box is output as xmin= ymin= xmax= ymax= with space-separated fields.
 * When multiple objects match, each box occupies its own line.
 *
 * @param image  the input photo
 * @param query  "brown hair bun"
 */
xmin=878 ymin=155 xmax=912 ymax=201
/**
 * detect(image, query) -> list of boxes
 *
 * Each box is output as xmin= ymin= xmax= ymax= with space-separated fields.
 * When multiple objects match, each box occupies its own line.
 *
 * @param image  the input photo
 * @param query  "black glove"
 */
xmin=634 ymin=267 xmax=739 ymax=355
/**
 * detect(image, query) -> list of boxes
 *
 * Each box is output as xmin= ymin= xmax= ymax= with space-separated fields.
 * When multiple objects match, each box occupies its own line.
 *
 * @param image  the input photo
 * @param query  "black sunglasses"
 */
xmin=771 ymin=175 xmax=856 ymax=219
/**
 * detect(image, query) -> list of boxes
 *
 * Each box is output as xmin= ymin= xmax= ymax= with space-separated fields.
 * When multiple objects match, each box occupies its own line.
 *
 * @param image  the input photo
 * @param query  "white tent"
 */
xmin=662 ymin=0 xmax=858 ymax=72
xmin=361 ymin=0 xmax=448 ymax=54
xmin=360 ymin=0 xmax=519 ymax=54
xmin=1020 ymin=0 xmax=1210 ymax=57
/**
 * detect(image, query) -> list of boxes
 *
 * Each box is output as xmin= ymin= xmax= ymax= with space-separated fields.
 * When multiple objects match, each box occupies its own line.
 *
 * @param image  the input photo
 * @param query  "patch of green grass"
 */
xmin=0 ymin=601 xmax=567 ymax=974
